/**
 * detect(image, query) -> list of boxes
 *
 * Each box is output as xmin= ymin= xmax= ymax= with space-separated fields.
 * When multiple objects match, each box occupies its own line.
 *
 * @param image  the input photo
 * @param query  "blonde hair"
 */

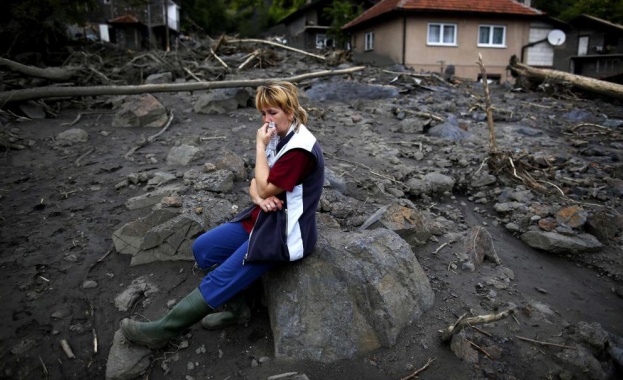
xmin=255 ymin=81 xmax=308 ymax=131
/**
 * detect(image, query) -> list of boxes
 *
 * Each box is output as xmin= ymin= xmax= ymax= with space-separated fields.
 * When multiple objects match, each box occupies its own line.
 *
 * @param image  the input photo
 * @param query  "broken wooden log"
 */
xmin=439 ymin=307 xmax=517 ymax=342
xmin=0 ymin=66 xmax=364 ymax=104
xmin=508 ymin=55 xmax=623 ymax=100
xmin=0 ymin=58 xmax=80 ymax=81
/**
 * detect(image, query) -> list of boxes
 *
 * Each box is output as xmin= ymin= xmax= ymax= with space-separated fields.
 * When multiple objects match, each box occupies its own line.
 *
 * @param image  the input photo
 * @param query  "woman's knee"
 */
xmin=192 ymin=232 xmax=215 ymax=268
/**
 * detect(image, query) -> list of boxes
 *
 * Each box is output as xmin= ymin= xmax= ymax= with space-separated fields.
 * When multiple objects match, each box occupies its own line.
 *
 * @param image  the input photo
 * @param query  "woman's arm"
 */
xmin=255 ymin=124 xmax=284 ymax=199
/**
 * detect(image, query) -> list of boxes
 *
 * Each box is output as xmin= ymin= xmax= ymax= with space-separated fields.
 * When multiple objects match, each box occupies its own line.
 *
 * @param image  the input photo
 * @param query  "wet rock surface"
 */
xmin=1 ymin=54 xmax=623 ymax=380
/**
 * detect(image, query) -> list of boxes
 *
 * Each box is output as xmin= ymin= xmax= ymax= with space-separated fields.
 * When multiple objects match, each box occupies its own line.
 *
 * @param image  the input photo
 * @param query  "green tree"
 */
xmin=181 ymin=0 xmax=232 ymax=36
xmin=533 ymin=0 xmax=623 ymax=24
xmin=558 ymin=0 xmax=623 ymax=24
xmin=532 ymin=0 xmax=576 ymax=19
xmin=268 ymin=0 xmax=307 ymax=24
xmin=324 ymin=0 xmax=363 ymax=48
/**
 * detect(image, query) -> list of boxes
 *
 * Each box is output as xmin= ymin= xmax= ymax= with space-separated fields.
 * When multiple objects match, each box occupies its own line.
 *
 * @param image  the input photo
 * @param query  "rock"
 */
xmin=423 ymin=172 xmax=454 ymax=194
xmin=450 ymin=330 xmax=479 ymax=363
xmin=564 ymin=321 xmax=610 ymax=350
xmin=494 ymin=202 xmax=526 ymax=213
xmin=264 ymin=228 xmax=434 ymax=362
xmin=555 ymin=346 xmax=608 ymax=380
xmin=194 ymin=88 xmax=250 ymax=115
xmin=82 ymin=280 xmax=98 ymax=289
xmin=124 ymin=186 xmax=183 ymax=210
xmin=213 ymin=150 xmax=247 ymax=181
xmin=585 ymin=209 xmax=623 ymax=242
xmin=56 ymin=128 xmax=88 ymax=146
xmin=358 ymin=203 xmax=432 ymax=246
xmin=324 ymin=168 xmax=347 ymax=193
xmin=193 ymin=169 xmax=234 ymax=193
xmin=605 ymin=177 xmax=623 ymax=197
xmin=147 ymin=171 xmax=177 ymax=187
xmin=305 ymin=82 xmax=399 ymax=101
xmin=470 ymin=170 xmax=497 ymax=188
xmin=427 ymin=115 xmax=470 ymax=141
xmin=19 ymin=101 xmax=46 ymax=119
xmin=603 ymin=119 xmax=623 ymax=128
xmin=161 ymin=196 xmax=183 ymax=208
xmin=113 ymin=208 xmax=181 ymax=255
xmin=463 ymin=226 xmax=500 ymax=267
xmin=113 ymin=208 xmax=204 ymax=266
xmin=10 ymin=339 xmax=37 ymax=355
xmin=105 ymin=330 xmax=151 ymax=380
xmin=132 ymin=213 xmax=203 ymax=265
xmin=562 ymin=109 xmax=598 ymax=123
xmin=166 ymin=144 xmax=204 ymax=166
xmin=406 ymin=177 xmax=428 ymax=197
xmin=538 ymin=217 xmax=557 ymax=231
xmin=112 ymin=94 xmax=168 ymax=128
xmin=555 ymin=205 xmax=588 ymax=229
xmin=397 ymin=118 xmax=426 ymax=134
xmin=520 ymin=230 xmax=603 ymax=254
xmin=145 ymin=72 xmax=173 ymax=84
xmin=114 ymin=277 xmax=159 ymax=312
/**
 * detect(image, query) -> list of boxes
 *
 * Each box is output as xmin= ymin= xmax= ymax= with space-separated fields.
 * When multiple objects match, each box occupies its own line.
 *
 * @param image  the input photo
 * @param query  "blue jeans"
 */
xmin=193 ymin=222 xmax=275 ymax=308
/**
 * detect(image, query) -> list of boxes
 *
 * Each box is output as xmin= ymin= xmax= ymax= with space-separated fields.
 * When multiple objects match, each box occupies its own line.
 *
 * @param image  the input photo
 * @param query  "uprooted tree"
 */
xmin=507 ymin=55 xmax=623 ymax=100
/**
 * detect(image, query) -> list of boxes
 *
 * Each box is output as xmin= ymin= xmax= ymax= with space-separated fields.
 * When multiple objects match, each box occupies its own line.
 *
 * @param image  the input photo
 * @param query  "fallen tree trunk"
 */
xmin=0 ymin=66 xmax=364 ymax=104
xmin=508 ymin=55 xmax=623 ymax=100
xmin=0 ymin=58 xmax=81 ymax=81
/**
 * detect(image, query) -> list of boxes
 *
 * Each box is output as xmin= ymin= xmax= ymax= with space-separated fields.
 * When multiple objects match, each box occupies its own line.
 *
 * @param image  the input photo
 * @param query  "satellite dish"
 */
xmin=547 ymin=29 xmax=566 ymax=46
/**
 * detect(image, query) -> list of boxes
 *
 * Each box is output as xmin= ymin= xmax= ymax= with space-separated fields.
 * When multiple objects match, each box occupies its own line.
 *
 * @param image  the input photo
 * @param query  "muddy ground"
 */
xmin=1 ymin=71 xmax=622 ymax=380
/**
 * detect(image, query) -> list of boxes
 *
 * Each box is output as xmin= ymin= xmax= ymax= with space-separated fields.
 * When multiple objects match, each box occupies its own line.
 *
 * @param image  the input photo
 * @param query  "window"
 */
xmin=578 ymin=36 xmax=589 ymax=56
xmin=316 ymin=34 xmax=334 ymax=49
xmin=478 ymin=25 xmax=506 ymax=47
xmin=365 ymin=32 xmax=374 ymax=51
xmin=427 ymin=23 xmax=457 ymax=46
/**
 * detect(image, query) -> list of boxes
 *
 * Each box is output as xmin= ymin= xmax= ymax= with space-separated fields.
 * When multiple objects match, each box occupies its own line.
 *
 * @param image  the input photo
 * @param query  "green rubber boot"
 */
xmin=201 ymin=293 xmax=251 ymax=330
xmin=120 ymin=288 xmax=211 ymax=349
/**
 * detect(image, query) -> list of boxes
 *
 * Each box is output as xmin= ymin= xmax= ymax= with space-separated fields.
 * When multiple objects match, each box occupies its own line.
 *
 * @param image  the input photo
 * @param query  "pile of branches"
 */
xmin=0 ymin=35 xmax=350 ymax=104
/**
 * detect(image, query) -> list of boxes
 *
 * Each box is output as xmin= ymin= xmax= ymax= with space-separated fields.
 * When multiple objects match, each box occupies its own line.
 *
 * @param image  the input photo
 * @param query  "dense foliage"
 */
xmin=182 ymin=0 xmax=307 ymax=37
xmin=323 ymin=0 xmax=363 ymax=48
xmin=533 ymin=0 xmax=623 ymax=24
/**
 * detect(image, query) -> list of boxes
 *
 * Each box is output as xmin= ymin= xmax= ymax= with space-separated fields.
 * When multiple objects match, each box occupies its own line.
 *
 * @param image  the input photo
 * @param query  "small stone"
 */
xmin=82 ymin=280 xmax=98 ymax=289
xmin=115 ymin=179 xmax=129 ymax=190
xmin=258 ymin=356 xmax=270 ymax=364
xmin=161 ymin=196 xmax=183 ymax=207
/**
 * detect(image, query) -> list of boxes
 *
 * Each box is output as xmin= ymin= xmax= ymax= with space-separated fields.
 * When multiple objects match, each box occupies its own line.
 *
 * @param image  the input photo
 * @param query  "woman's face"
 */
xmin=260 ymin=105 xmax=292 ymax=137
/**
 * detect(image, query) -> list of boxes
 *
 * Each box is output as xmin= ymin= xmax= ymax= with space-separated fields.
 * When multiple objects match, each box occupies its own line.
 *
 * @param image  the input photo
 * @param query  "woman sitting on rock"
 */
xmin=121 ymin=81 xmax=325 ymax=349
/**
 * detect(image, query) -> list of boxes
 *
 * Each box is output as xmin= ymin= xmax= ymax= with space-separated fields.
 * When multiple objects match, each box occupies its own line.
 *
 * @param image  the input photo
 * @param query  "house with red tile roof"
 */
xmin=342 ymin=0 xmax=564 ymax=81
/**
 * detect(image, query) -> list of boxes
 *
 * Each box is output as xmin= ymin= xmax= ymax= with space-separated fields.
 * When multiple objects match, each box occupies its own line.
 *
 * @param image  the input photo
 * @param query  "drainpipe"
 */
xmin=164 ymin=0 xmax=170 ymax=51
xmin=520 ymin=37 xmax=547 ymax=63
xmin=402 ymin=12 xmax=407 ymax=66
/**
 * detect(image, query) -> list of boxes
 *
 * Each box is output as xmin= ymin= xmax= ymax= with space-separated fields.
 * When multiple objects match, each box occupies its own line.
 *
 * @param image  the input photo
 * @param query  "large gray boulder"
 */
xmin=263 ymin=227 xmax=434 ymax=363
xmin=112 ymin=94 xmax=168 ymax=128
xmin=112 ymin=209 xmax=203 ymax=266
xmin=520 ymin=230 xmax=603 ymax=254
